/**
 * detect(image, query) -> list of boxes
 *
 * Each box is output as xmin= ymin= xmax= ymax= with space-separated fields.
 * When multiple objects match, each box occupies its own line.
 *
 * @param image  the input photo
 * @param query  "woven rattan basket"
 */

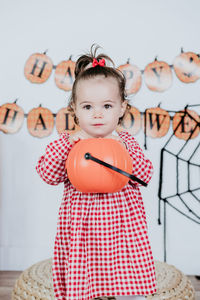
xmin=12 ymin=259 xmax=195 ymax=300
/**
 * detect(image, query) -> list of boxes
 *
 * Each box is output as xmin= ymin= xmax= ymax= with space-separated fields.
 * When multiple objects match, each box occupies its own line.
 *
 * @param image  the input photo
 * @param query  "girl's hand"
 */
xmin=104 ymin=134 xmax=127 ymax=149
xmin=68 ymin=130 xmax=91 ymax=145
xmin=68 ymin=131 xmax=127 ymax=149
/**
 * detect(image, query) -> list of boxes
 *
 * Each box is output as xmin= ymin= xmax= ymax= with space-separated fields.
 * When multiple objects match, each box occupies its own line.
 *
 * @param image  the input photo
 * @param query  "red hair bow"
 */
xmin=92 ymin=58 xmax=105 ymax=67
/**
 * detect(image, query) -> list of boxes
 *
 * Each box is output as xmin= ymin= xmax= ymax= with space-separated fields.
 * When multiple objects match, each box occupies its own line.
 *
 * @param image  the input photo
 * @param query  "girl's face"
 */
xmin=73 ymin=76 xmax=127 ymax=138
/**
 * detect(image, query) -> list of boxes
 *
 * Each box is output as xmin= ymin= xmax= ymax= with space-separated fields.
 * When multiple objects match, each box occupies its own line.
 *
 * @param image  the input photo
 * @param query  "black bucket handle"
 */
xmin=84 ymin=152 xmax=147 ymax=187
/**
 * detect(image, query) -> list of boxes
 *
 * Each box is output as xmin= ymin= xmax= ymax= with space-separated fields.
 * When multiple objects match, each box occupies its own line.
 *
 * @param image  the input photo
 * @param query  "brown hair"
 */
xmin=68 ymin=44 xmax=131 ymax=125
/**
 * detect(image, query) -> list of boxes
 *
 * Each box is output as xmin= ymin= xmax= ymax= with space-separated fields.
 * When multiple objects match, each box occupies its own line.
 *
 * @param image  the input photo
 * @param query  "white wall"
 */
xmin=0 ymin=0 xmax=200 ymax=274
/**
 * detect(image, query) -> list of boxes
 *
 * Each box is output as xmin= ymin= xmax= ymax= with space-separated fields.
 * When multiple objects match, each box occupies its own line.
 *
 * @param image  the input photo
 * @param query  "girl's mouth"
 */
xmin=93 ymin=124 xmax=104 ymax=126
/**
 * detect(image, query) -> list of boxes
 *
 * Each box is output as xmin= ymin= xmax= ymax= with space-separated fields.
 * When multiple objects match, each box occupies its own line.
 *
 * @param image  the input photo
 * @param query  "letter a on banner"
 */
xmin=27 ymin=106 xmax=54 ymax=138
xmin=55 ymin=58 xmax=75 ymax=91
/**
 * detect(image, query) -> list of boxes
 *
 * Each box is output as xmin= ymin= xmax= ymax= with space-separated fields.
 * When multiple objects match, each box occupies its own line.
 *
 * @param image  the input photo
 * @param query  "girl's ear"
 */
xmin=70 ymin=102 xmax=76 ymax=113
xmin=120 ymin=100 xmax=128 ymax=117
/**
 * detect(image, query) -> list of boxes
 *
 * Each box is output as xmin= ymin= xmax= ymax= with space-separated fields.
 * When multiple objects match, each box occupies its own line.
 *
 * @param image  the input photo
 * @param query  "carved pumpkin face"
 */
xmin=118 ymin=62 xmax=142 ymax=94
xmin=24 ymin=53 xmax=53 ymax=83
xmin=0 ymin=102 xmax=24 ymax=134
xmin=144 ymin=59 xmax=173 ymax=92
xmin=66 ymin=138 xmax=132 ymax=193
xmin=55 ymin=59 xmax=75 ymax=91
xmin=117 ymin=106 xmax=141 ymax=135
xmin=27 ymin=106 xmax=54 ymax=138
xmin=142 ymin=107 xmax=170 ymax=138
xmin=173 ymin=52 xmax=200 ymax=83
xmin=56 ymin=106 xmax=80 ymax=135
xmin=172 ymin=109 xmax=200 ymax=140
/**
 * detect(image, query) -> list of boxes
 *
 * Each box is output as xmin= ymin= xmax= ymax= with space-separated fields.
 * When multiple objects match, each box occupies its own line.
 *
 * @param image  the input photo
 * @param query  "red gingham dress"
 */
xmin=36 ymin=131 xmax=157 ymax=300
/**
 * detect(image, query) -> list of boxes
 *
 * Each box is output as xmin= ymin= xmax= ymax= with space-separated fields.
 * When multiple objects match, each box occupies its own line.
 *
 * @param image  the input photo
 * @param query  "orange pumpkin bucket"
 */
xmin=65 ymin=138 xmax=147 ymax=193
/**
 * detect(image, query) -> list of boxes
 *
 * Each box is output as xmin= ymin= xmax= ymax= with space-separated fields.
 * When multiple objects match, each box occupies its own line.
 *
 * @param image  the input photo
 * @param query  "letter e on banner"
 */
xmin=173 ymin=109 xmax=200 ymax=140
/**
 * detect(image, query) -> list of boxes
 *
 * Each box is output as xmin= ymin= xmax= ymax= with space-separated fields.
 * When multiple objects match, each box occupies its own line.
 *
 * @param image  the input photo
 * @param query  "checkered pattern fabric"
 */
xmin=36 ymin=131 xmax=157 ymax=300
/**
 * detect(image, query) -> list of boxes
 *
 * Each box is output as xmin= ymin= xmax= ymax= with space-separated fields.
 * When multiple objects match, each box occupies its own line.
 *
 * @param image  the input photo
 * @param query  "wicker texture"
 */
xmin=12 ymin=259 xmax=195 ymax=300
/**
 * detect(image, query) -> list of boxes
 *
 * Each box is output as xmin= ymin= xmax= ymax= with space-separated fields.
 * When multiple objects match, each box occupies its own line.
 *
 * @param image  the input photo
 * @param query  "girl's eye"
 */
xmin=104 ymin=104 xmax=112 ymax=109
xmin=83 ymin=105 xmax=91 ymax=110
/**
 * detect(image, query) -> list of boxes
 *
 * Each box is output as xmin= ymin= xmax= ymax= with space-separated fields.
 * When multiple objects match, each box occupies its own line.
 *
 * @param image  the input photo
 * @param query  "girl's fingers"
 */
xmin=69 ymin=133 xmax=126 ymax=148
xmin=107 ymin=135 xmax=127 ymax=148
xmin=70 ymin=131 xmax=86 ymax=142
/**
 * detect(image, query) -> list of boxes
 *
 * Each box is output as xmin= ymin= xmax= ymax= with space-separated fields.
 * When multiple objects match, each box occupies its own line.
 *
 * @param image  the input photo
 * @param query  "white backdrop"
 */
xmin=0 ymin=0 xmax=200 ymax=274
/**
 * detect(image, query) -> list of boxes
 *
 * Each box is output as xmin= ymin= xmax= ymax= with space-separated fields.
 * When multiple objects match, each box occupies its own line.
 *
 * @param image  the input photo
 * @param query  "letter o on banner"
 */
xmin=27 ymin=106 xmax=54 ymax=138
xmin=0 ymin=102 xmax=24 ymax=134
xmin=117 ymin=106 xmax=141 ymax=135
xmin=24 ymin=53 xmax=53 ymax=83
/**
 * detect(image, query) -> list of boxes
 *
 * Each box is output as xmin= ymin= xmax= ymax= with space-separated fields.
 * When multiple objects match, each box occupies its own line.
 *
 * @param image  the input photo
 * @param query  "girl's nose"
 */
xmin=93 ymin=110 xmax=103 ymax=118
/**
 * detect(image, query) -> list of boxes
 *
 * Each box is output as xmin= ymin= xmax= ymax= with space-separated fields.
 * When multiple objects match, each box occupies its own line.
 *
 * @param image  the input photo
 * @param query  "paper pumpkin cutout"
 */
xmin=173 ymin=51 xmax=200 ymax=83
xmin=117 ymin=106 xmax=141 ymax=135
xmin=27 ymin=106 xmax=54 ymax=138
xmin=172 ymin=109 xmax=200 ymax=140
xmin=118 ymin=61 xmax=142 ymax=94
xmin=56 ymin=106 xmax=80 ymax=135
xmin=55 ymin=58 xmax=75 ymax=91
xmin=0 ymin=102 xmax=24 ymax=134
xmin=24 ymin=52 xmax=53 ymax=83
xmin=144 ymin=58 xmax=173 ymax=92
xmin=142 ymin=107 xmax=170 ymax=138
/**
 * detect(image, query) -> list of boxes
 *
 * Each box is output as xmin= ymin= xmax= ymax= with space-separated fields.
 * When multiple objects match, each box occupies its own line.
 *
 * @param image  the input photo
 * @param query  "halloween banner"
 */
xmin=1 ymin=49 xmax=200 ymax=140
xmin=24 ymin=49 xmax=200 ymax=93
xmin=0 ymin=101 xmax=200 ymax=143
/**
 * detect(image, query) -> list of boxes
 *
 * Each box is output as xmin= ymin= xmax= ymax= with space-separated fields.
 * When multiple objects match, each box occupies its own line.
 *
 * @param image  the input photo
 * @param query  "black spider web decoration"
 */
xmin=158 ymin=104 xmax=200 ymax=262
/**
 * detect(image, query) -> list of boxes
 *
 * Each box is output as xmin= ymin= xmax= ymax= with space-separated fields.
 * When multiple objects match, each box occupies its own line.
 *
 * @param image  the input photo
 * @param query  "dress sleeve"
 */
xmin=35 ymin=133 xmax=73 ymax=185
xmin=118 ymin=131 xmax=154 ymax=187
